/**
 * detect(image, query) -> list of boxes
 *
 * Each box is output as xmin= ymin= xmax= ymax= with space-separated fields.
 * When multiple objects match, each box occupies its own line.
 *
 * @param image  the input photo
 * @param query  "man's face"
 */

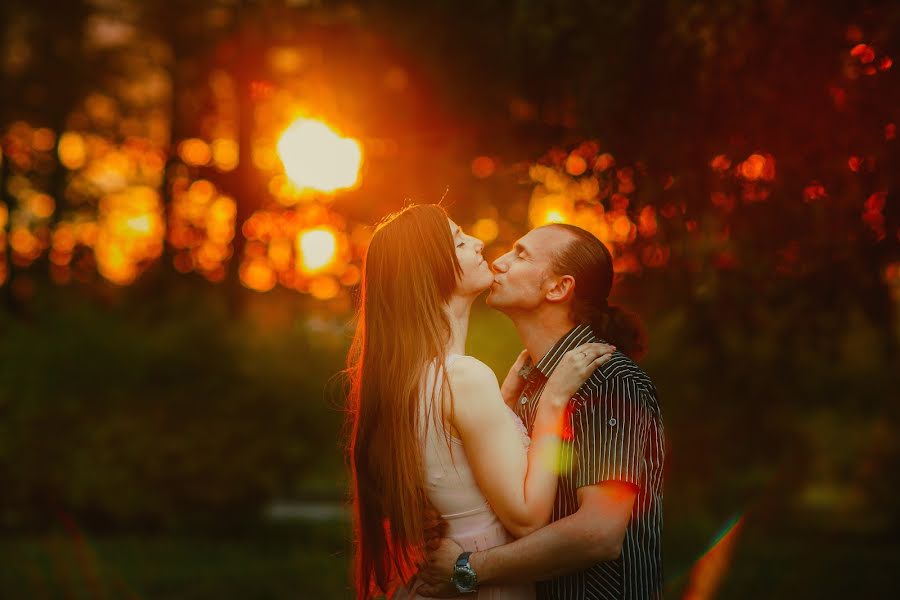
xmin=486 ymin=227 xmax=571 ymax=312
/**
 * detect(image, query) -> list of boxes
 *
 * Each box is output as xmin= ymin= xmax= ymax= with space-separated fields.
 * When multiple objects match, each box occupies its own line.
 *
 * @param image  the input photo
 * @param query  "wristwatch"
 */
xmin=451 ymin=551 xmax=478 ymax=593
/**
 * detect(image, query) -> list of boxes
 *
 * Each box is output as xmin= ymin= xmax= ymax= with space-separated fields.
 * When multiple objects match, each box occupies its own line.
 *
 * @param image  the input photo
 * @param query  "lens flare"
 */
xmin=682 ymin=515 xmax=744 ymax=600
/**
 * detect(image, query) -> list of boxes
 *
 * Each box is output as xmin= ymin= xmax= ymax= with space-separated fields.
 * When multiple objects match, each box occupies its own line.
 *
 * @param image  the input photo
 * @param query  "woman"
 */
xmin=347 ymin=204 xmax=614 ymax=599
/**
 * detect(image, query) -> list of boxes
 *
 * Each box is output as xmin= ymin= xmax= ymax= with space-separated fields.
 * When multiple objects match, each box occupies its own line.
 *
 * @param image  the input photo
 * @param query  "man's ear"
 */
xmin=545 ymin=274 xmax=576 ymax=303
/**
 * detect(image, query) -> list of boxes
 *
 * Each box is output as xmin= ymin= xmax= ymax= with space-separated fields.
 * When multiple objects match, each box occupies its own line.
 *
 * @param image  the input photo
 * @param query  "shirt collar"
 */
xmin=519 ymin=323 xmax=608 ymax=383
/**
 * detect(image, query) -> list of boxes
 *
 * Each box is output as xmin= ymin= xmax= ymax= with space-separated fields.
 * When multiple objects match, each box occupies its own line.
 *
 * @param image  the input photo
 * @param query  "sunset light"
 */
xmin=276 ymin=118 xmax=362 ymax=193
xmin=1 ymin=3 xmax=897 ymax=599
xmin=297 ymin=227 xmax=338 ymax=273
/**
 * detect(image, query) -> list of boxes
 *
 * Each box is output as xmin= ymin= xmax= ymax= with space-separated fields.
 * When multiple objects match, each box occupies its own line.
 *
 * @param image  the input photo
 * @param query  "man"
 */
xmin=417 ymin=223 xmax=665 ymax=599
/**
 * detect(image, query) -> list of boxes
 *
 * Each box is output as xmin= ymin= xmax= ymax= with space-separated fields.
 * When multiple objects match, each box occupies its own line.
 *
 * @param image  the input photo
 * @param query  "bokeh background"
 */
xmin=1 ymin=0 xmax=899 ymax=598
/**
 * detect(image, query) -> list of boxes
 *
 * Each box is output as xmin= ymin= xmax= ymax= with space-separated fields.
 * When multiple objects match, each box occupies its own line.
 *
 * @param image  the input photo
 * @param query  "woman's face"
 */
xmin=449 ymin=218 xmax=492 ymax=296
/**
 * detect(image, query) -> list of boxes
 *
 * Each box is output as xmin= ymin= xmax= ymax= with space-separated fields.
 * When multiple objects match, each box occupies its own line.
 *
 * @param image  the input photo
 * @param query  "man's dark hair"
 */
xmin=544 ymin=223 xmax=648 ymax=360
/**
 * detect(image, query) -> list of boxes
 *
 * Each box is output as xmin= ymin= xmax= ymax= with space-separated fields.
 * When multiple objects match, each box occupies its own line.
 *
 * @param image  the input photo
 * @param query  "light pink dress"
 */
xmin=394 ymin=354 xmax=535 ymax=599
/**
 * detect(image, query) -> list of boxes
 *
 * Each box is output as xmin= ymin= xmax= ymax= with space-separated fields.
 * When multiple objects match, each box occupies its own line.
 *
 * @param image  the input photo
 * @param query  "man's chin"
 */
xmin=485 ymin=288 xmax=503 ymax=308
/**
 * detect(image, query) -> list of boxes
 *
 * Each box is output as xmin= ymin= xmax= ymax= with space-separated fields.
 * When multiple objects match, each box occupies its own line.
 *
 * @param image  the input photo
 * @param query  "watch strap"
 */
xmin=455 ymin=551 xmax=473 ymax=568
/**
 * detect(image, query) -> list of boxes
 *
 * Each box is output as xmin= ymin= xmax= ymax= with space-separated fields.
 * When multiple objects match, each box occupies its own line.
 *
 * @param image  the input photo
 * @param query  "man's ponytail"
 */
xmin=546 ymin=223 xmax=648 ymax=360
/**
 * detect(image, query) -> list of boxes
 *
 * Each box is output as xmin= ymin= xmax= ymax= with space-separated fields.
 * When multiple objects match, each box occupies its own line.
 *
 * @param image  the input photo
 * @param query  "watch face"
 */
xmin=457 ymin=571 xmax=476 ymax=590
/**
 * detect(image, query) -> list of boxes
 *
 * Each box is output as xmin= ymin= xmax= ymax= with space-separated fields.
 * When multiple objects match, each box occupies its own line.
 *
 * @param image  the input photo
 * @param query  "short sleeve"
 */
xmin=571 ymin=376 xmax=650 ymax=490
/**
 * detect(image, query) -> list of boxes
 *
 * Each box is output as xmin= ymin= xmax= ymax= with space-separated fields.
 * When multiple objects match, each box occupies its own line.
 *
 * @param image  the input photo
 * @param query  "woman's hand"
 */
xmin=415 ymin=537 xmax=465 ymax=597
xmin=500 ymin=349 xmax=530 ymax=407
xmin=542 ymin=343 xmax=616 ymax=409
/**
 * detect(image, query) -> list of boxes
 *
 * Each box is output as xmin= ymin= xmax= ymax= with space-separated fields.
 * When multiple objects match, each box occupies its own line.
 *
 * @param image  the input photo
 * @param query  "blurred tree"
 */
xmin=0 ymin=0 xmax=91 ymax=315
xmin=0 ymin=0 xmax=898 ymax=536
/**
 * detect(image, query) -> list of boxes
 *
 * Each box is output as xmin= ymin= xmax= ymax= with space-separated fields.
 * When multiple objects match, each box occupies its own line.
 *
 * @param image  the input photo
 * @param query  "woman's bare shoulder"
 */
xmin=446 ymin=355 xmax=497 ymax=387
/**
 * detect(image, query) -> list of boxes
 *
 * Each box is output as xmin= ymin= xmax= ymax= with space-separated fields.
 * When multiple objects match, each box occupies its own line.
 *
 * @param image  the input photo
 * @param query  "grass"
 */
xmin=0 ymin=523 xmax=353 ymax=600
xmin=3 ymin=520 xmax=899 ymax=599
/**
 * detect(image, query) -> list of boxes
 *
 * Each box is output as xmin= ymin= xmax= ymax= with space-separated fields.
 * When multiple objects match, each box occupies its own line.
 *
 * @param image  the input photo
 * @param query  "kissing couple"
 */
xmin=347 ymin=204 xmax=664 ymax=599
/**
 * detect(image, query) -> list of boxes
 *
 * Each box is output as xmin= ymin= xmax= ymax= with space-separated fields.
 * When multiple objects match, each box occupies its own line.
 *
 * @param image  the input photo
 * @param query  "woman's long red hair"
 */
xmin=346 ymin=204 xmax=461 ymax=599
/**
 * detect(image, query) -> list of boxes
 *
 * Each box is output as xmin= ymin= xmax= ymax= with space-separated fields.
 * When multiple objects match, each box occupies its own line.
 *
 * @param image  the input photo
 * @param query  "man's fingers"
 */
xmin=591 ymin=353 xmax=613 ymax=366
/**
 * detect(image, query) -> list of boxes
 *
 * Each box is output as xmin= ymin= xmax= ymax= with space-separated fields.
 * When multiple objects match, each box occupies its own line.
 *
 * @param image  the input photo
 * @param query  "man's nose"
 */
xmin=492 ymin=255 xmax=508 ymax=273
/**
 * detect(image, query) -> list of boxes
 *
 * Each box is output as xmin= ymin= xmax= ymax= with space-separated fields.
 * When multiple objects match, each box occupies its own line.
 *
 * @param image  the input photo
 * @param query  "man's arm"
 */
xmin=417 ymin=481 xmax=636 ymax=594
xmin=474 ymin=481 xmax=637 ymax=583
xmin=418 ymin=374 xmax=650 ymax=596
xmin=473 ymin=374 xmax=649 ymax=583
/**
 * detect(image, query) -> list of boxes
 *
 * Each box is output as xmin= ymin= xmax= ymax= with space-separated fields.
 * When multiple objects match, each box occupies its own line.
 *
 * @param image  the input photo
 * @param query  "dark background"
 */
xmin=1 ymin=1 xmax=899 ymax=598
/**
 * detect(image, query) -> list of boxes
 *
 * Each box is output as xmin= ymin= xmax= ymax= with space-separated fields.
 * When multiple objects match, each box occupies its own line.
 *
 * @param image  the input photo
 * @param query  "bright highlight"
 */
xmin=276 ymin=118 xmax=362 ymax=193
xmin=298 ymin=227 xmax=337 ymax=273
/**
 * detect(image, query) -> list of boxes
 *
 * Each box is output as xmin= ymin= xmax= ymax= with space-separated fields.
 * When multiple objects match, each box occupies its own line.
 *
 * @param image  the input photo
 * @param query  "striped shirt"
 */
xmin=515 ymin=324 xmax=664 ymax=600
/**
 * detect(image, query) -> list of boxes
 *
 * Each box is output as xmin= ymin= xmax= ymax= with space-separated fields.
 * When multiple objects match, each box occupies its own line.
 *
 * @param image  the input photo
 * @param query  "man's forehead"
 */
xmin=518 ymin=226 xmax=570 ymax=256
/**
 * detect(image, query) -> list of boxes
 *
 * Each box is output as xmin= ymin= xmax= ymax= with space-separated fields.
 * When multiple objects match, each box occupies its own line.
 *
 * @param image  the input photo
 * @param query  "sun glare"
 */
xmin=276 ymin=118 xmax=362 ymax=193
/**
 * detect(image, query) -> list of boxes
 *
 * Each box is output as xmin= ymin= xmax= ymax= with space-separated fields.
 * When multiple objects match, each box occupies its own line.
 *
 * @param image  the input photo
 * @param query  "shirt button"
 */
xmin=608 ymin=418 xmax=617 ymax=426
xmin=520 ymin=395 xmax=528 ymax=405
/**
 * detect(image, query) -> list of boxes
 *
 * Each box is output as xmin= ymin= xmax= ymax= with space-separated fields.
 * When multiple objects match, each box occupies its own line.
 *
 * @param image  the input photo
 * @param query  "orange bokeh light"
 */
xmin=739 ymin=154 xmax=766 ymax=180
xmin=471 ymin=156 xmax=496 ymax=179
xmin=297 ymin=227 xmax=338 ymax=273
xmin=309 ymin=276 xmax=341 ymax=300
xmin=565 ymin=153 xmax=587 ymax=176
xmin=58 ymin=132 xmax=87 ymax=170
xmin=32 ymin=128 xmax=57 ymax=152
xmin=28 ymin=193 xmax=55 ymax=219
xmin=638 ymin=206 xmax=657 ymax=238
xmin=240 ymin=258 xmax=277 ymax=292
xmin=211 ymin=138 xmax=238 ymax=171
xmin=179 ymin=138 xmax=212 ymax=166
xmin=594 ymin=153 xmax=615 ymax=172
xmin=710 ymin=154 xmax=731 ymax=172
xmin=472 ymin=218 xmax=499 ymax=243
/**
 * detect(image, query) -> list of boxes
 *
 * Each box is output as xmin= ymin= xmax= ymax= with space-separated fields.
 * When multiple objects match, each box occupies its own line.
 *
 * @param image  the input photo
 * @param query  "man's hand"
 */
xmin=415 ymin=537 xmax=464 ymax=597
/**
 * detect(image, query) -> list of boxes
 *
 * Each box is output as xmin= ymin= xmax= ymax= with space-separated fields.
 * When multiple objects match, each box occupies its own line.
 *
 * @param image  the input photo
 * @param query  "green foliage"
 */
xmin=0 ymin=524 xmax=353 ymax=599
xmin=0 ymin=277 xmax=350 ymax=530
